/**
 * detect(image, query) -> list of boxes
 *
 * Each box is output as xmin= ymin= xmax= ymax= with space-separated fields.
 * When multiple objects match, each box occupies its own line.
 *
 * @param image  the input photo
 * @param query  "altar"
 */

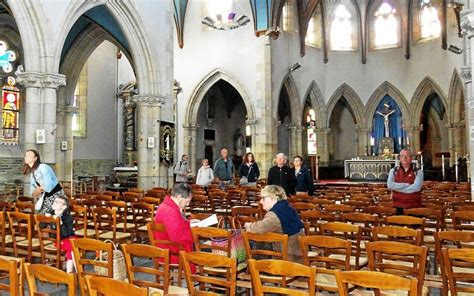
xmin=344 ymin=159 xmax=396 ymax=181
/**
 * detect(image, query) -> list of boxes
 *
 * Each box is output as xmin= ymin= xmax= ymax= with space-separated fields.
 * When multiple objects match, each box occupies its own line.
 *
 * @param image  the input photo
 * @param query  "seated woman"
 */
xmin=244 ymin=185 xmax=305 ymax=263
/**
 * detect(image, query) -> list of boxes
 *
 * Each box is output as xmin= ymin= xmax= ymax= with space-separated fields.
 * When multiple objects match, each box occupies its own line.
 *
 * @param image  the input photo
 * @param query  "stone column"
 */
xmin=357 ymin=128 xmax=370 ymax=156
xmin=461 ymin=8 xmax=474 ymax=196
xmin=183 ymin=124 xmax=198 ymax=174
xmin=315 ymin=128 xmax=330 ymax=166
xmin=449 ymin=123 xmax=466 ymax=157
xmin=132 ymin=95 xmax=165 ymax=189
xmin=288 ymin=124 xmax=304 ymax=158
xmin=55 ymin=105 xmax=76 ymax=181
xmin=405 ymin=126 xmax=420 ymax=154
xmin=16 ymin=72 xmax=66 ymax=163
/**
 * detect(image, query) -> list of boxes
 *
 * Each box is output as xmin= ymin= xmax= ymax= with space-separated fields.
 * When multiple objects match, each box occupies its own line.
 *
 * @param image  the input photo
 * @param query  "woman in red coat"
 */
xmin=153 ymin=183 xmax=194 ymax=270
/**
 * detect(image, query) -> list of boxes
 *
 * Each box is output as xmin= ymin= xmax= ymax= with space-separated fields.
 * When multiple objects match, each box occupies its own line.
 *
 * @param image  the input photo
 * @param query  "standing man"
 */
xmin=387 ymin=149 xmax=424 ymax=215
xmin=174 ymin=154 xmax=191 ymax=183
xmin=267 ymin=153 xmax=296 ymax=196
xmin=214 ymin=148 xmax=234 ymax=187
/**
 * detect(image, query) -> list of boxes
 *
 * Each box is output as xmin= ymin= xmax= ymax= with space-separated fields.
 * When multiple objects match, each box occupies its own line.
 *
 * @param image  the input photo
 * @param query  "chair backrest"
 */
xmin=300 ymin=210 xmax=336 ymax=235
xmin=24 ymin=263 xmax=76 ymax=296
xmin=0 ymin=211 xmax=7 ymax=254
xmin=34 ymin=214 xmax=62 ymax=268
xmin=404 ymin=207 xmax=445 ymax=232
xmin=335 ymin=270 xmax=418 ymax=296
xmin=146 ymin=222 xmax=183 ymax=256
xmin=0 ymin=256 xmax=20 ymax=295
xmin=442 ymin=248 xmax=474 ymax=295
xmin=71 ymin=204 xmax=89 ymax=237
xmin=7 ymin=211 xmax=34 ymax=260
xmin=71 ymin=238 xmax=113 ymax=296
xmin=92 ymin=207 xmax=117 ymax=241
xmin=372 ymin=225 xmax=422 ymax=246
xmin=242 ymin=231 xmax=288 ymax=260
xmin=15 ymin=201 xmax=34 ymax=213
xmin=367 ymin=241 xmax=428 ymax=294
xmin=85 ymin=275 xmax=147 ymax=296
xmin=452 ymin=210 xmax=474 ymax=231
xmin=319 ymin=222 xmax=363 ymax=268
xmin=181 ymin=251 xmax=237 ymax=296
xmin=121 ymin=243 xmax=170 ymax=293
xmin=248 ymin=259 xmax=316 ymax=296
xmin=192 ymin=227 xmax=232 ymax=256
xmin=385 ymin=215 xmax=425 ymax=233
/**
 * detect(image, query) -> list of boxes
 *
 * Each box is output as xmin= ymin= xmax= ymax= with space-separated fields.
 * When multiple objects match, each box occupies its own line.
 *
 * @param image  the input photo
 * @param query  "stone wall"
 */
xmin=73 ymin=159 xmax=116 ymax=178
xmin=0 ymin=157 xmax=24 ymax=185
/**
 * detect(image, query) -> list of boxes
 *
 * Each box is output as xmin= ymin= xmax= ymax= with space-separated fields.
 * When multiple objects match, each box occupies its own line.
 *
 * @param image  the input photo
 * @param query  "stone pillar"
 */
xmin=55 ymin=105 xmax=76 ymax=182
xmin=449 ymin=123 xmax=466 ymax=157
xmin=357 ymin=128 xmax=370 ymax=156
xmin=253 ymin=37 xmax=274 ymax=177
xmin=132 ymin=95 xmax=165 ymax=189
xmin=183 ymin=124 xmax=198 ymax=174
xmin=405 ymin=126 xmax=420 ymax=154
xmin=315 ymin=128 xmax=330 ymax=166
xmin=288 ymin=124 xmax=304 ymax=158
xmin=16 ymin=72 xmax=66 ymax=163
xmin=461 ymin=8 xmax=474 ymax=196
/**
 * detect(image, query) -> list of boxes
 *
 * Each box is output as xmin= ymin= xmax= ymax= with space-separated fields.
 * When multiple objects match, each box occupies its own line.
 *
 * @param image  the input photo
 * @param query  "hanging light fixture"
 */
xmin=202 ymin=0 xmax=249 ymax=30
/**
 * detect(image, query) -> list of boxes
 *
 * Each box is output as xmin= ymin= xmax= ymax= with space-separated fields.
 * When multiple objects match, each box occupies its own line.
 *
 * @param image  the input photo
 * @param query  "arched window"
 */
xmin=282 ymin=1 xmax=294 ymax=32
xmin=330 ymin=4 xmax=353 ymax=50
xmin=72 ymin=64 xmax=87 ymax=137
xmin=419 ymin=0 xmax=440 ymax=39
xmin=306 ymin=109 xmax=317 ymax=155
xmin=374 ymin=2 xmax=400 ymax=49
xmin=208 ymin=0 xmax=233 ymax=23
xmin=2 ymin=77 xmax=20 ymax=144
xmin=305 ymin=5 xmax=322 ymax=48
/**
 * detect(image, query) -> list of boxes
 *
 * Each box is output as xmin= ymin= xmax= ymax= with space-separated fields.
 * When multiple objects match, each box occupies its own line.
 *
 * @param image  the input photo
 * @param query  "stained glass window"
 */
xmin=2 ymin=77 xmax=20 ymax=144
xmin=330 ymin=4 xmax=353 ymax=50
xmin=306 ymin=109 xmax=317 ymax=155
xmin=420 ymin=0 xmax=440 ymax=39
xmin=0 ymin=41 xmax=16 ymax=73
xmin=374 ymin=2 xmax=399 ymax=48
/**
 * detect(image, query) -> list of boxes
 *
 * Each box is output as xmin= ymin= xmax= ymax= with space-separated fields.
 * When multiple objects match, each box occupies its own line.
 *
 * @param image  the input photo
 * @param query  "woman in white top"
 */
xmin=196 ymin=159 xmax=214 ymax=188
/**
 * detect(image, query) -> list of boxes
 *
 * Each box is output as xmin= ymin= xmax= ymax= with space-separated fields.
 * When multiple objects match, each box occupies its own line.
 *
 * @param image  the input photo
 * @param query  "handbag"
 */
xmin=34 ymin=193 xmax=44 ymax=211
xmin=94 ymin=240 xmax=126 ymax=281
xmin=239 ymin=166 xmax=252 ymax=185
xmin=211 ymin=229 xmax=246 ymax=263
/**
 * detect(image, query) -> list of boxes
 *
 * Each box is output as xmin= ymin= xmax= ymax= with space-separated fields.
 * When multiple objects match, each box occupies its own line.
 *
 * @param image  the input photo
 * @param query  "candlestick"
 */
xmin=455 ymin=151 xmax=458 ymax=165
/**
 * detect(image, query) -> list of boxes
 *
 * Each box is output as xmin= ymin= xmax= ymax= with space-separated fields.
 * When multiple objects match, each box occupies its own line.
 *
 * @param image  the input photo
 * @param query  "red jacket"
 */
xmin=154 ymin=196 xmax=194 ymax=266
xmin=392 ymin=166 xmax=422 ymax=209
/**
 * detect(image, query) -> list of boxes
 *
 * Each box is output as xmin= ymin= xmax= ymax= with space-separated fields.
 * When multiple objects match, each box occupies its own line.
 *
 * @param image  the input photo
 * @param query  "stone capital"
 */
xmin=461 ymin=66 xmax=472 ymax=83
xmin=57 ymin=105 xmax=78 ymax=115
xmin=245 ymin=119 xmax=257 ymax=126
xmin=461 ymin=9 xmax=474 ymax=38
xmin=16 ymin=72 xmax=66 ymax=89
xmin=183 ymin=123 xmax=199 ymax=130
xmin=132 ymin=94 xmax=166 ymax=106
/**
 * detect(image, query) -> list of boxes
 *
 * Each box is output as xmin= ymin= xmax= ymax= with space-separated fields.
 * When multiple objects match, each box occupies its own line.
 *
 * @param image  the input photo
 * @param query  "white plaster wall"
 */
xmin=74 ymin=41 xmax=117 ymax=160
xmin=174 ymin=0 xmax=264 ymax=159
xmin=118 ymin=56 xmax=135 ymax=86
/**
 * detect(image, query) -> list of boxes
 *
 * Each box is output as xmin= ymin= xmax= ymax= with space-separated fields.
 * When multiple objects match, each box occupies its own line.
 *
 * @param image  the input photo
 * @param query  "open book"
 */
xmin=190 ymin=214 xmax=218 ymax=228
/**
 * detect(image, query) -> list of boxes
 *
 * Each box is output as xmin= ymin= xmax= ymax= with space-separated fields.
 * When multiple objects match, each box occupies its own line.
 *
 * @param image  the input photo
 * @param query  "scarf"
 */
xmin=270 ymin=200 xmax=304 ymax=236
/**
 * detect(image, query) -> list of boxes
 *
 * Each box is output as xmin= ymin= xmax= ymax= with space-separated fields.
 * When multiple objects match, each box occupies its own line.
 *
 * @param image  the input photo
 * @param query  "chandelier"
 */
xmin=202 ymin=0 xmax=250 ymax=30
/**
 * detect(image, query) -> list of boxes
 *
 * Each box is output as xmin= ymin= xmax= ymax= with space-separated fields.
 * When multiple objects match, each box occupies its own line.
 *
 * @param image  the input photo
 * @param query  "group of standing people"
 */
xmin=177 ymin=148 xmax=315 ymax=196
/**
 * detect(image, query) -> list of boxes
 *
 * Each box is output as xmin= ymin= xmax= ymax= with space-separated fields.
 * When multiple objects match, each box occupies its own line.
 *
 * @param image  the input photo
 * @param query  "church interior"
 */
xmin=0 ymin=0 xmax=472 ymax=294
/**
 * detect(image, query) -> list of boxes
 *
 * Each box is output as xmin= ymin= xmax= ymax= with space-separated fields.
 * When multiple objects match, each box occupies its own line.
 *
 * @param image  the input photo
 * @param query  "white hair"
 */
xmin=276 ymin=153 xmax=287 ymax=160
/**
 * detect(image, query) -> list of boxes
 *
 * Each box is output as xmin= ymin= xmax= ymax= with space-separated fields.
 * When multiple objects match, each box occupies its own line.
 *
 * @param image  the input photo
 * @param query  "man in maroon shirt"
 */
xmin=387 ymin=149 xmax=424 ymax=215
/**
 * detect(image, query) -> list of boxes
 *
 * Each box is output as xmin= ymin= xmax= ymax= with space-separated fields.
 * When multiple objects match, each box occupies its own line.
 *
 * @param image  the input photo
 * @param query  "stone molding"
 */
xmin=57 ymin=105 xmax=78 ymax=116
xmin=132 ymin=94 xmax=166 ymax=106
xmin=461 ymin=66 xmax=472 ymax=84
xmin=16 ymin=72 xmax=66 ymax=89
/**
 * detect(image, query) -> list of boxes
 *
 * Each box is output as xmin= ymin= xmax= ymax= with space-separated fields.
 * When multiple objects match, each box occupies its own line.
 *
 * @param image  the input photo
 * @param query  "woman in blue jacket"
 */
xmin=292 ymin=156 xmax=315 ymax=196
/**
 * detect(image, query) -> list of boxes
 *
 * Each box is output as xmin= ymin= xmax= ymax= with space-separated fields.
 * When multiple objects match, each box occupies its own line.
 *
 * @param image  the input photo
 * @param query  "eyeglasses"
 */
xmin=400 ymin=155 xmax=410 ymax=158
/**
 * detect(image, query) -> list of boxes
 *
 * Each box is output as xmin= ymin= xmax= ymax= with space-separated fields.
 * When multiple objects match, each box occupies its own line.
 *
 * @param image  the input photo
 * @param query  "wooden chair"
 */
xmin=452 ymin=210 xmax=474 ymax=232
xmin=181 ymin=251 xmax=237 ymax=296
xmin=248 ymin=258 xmax=316 ymax=296
xmin=192 ymin=227 xmax=232 ymax=256
xmin=291 ymin=202 xmax=317 ymax=214
xmin=442 ymin=248 xmax=474 ymax=296
xmin=106 ymin=200 xmax=134 ymax=235
xmin=300 ymin=210 xmax=336 ymax=235
xmin=71 ymin=238 xmax=113 ymax=296
xmin=121 ymin=243 xmax=188 ymax=295
xmin=131 ymin=202 xmax=154 ymax=243
xmin=7 ymin=211 xmax=40 ymax=262
xmin=15 ymin=201 xmax=34 ymax=213
xmin=367 ymin=241 xmax=429 ymax=296
xmin=71 ymin=204 xmax=96 ymax=238
xmin=242 ymin=231 xmax=288 ymax=261
xmin=341 ymin=212 xmax=378 ymax=248
xmin=435 ymin=230 xmax=474 ymax=295
xmin=299 ymin=235 xmax=351 ymax=293
xmin=24 ymin=263 xmax=76 ymax=296
xmin=319 ymin=222 xmax=365 ymax=270
xmin=335 ymin=270 xmax=418 ymax=296
xmin=372 ymin=225 xmax=423 ymax=246
xmin=0 ymin=211 xmax=12 ymax=255
xmin=85 ymin=275 xmax=147 ymax=296
xmin=92 ymin=207 xmax=131 ymax=243
xmin=147 ymin=222 xmax=183 ymax=286
xmin=34 ymin=214 xmax=63 ymax=269
xmin=385 ymin=215 xmax=426 ymax=243
xmin=0 ymin=255 xmax=23 ymax=296
xmin=208 ymin=191 xmax=231 ymax=217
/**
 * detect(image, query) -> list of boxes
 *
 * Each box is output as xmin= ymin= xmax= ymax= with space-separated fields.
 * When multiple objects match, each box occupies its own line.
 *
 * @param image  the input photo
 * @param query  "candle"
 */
xmin=398 ymin=136 xmax=401 ymax=146
xmin=370 ymin=137 xmax=375 ymax=146
xmin=442 ymin=155 xmax=445 ymax=180
xmin=455 ymin=151 xmax=458 ymax=165
xmin=421 ymin=155 xmax=423 ymax=166
xmin=406 ymin=136 xmax=410 ymax=145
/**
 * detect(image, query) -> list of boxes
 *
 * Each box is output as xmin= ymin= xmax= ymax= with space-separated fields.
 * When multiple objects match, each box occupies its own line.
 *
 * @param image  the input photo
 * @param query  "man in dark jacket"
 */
xmin=267 ymin=153 xmax=296 ymax=196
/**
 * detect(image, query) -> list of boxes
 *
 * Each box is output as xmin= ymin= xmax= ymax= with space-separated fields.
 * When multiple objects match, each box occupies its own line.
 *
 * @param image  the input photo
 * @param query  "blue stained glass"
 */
xmin=0 ymin=41 xmax=16 ymax=73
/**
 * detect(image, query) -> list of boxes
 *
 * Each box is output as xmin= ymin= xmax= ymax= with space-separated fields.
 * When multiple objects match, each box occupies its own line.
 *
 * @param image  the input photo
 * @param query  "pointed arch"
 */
xmin=302 ymin=81 xmax=327 ymax=129
xmin=184 ymin=69 xmax=256 ymax=126
xmin=276 ymin=73 xmax=302 ymax=125
xmin=448 ymin=69 xmax=466 ymax=126
xmin=365 ymin=81 xmax=411 ymax=129
xmin=7 ymin=1 xmax=53 ymax=71
xmin=326 ymin=83 xmax=365 ymax=128
xmin=54 ymin=1 xmax=158 ymax=94
xmin=410 ymin=76 xmax=448 ymax=127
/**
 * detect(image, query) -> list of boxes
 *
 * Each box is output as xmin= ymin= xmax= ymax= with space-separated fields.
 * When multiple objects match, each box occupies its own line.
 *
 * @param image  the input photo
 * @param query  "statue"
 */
xmin=376 ymin=101 xmax=395 ymax=138
xmin=233 ymin=128 xmax=245 ymax=156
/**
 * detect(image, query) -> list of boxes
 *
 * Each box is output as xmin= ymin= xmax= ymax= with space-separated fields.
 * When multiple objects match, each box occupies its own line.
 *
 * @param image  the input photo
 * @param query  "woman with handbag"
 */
xmin=23 ymin=149 xmax=67 ymax=214
xmin=238 ymin=152 xmax=260 ymax=187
